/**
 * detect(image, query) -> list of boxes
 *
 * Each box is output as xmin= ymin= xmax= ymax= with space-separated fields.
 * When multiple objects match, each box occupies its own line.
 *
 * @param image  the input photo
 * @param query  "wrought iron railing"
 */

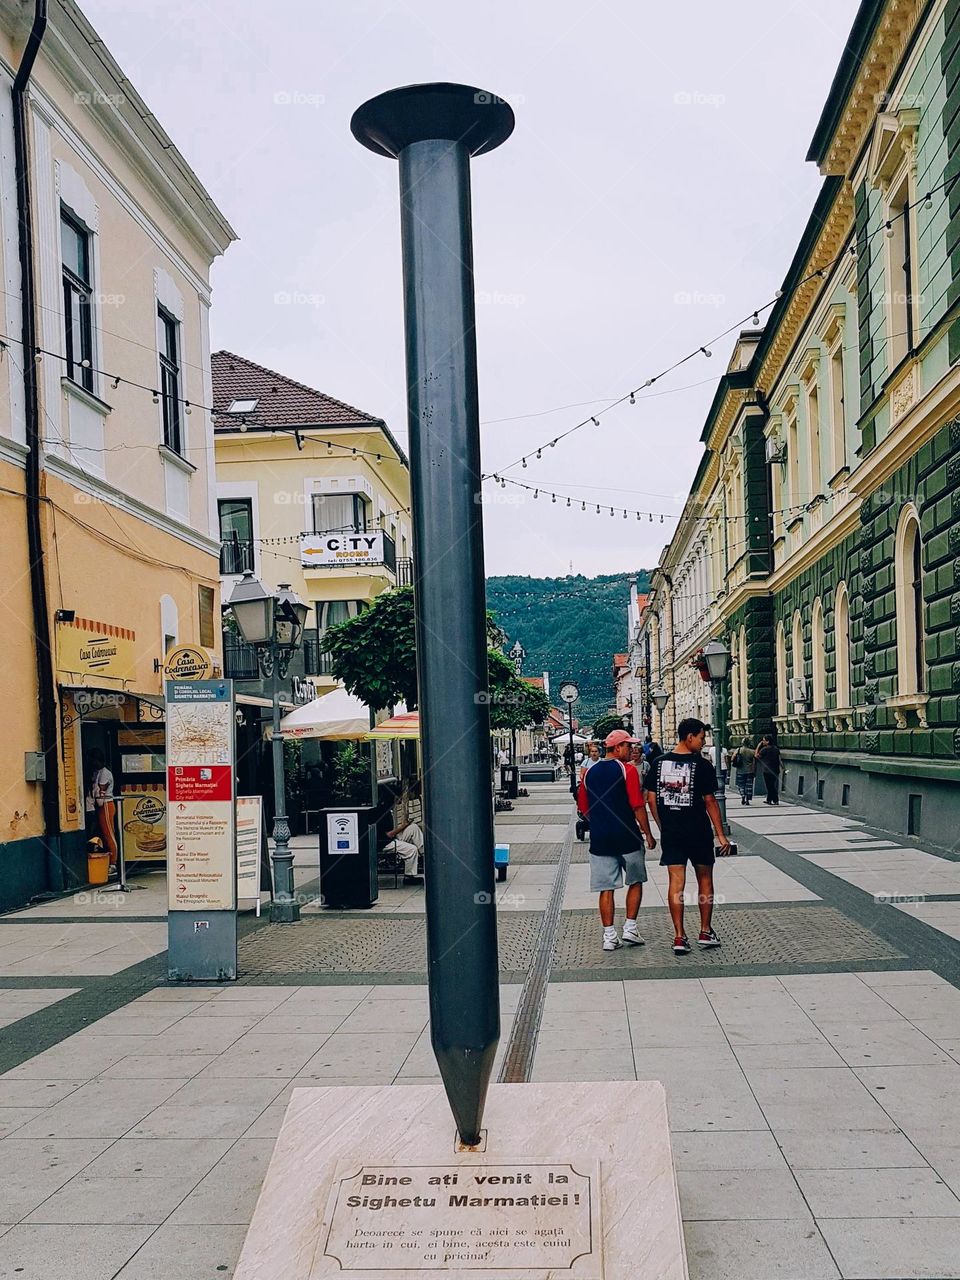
xmin=219 ymin=537 xmax=255 ymax=576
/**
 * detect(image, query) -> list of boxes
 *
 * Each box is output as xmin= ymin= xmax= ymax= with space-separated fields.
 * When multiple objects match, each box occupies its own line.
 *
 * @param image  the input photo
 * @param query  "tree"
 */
xmin=326 ymin=586 xmax=550 ymax=729
xmin=324 ymin=587 xmax=418 ymax=710
xmin=591 ymin=712 xmax=627 ymax=743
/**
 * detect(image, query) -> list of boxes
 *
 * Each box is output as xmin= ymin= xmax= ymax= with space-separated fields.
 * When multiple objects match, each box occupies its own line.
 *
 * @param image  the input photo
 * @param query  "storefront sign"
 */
xmin=163 ymin=645 xmax=216 ymax=682
xmin=292 ymin=675 xmax=319 ymax=704
xmin=301 ymin=531 xmax=386 ymax=567
xmin=56 ymin=616 xmax=136 ymax=684
xmin=166 ymin=680 xmax=236 ymax=911
xmin=236 ymin=795 xmax=263 ymax=903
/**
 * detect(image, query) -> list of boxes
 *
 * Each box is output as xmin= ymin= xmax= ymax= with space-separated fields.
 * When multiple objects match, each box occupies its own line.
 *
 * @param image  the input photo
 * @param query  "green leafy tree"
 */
xmin=591 ymin=712 xmax=628 ymax=743
xmin=324 ymin=587 xmax=418 ymax=710
xmin=327 ymin=586 xmax=549 ymax=729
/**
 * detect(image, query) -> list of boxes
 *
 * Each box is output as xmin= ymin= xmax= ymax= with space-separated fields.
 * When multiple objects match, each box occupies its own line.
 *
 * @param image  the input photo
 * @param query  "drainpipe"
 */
xmin=13 ymin=2 xmax=61 ymax=884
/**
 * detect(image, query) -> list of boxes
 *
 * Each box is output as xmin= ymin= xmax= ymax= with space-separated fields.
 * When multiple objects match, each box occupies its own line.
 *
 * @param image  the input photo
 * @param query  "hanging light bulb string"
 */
xmin=482 ymin=171 xmax=958 ymax=480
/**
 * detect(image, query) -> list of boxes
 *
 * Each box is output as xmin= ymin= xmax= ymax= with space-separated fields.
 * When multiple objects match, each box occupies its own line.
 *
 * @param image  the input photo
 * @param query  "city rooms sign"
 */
xmin=301 ymin=531 xmax=386 ymax=567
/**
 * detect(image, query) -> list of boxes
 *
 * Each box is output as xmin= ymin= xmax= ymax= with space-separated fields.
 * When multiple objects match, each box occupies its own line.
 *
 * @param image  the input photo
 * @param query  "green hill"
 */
xmin=485 ymin=571 xmax=650 ymax=725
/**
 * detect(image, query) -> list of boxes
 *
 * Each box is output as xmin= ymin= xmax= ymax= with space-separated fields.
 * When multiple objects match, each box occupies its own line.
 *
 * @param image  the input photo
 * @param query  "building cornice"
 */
xmin=766 ymin=502 xmax=862 ymax=594
xmin=849 ymin=362 xmax=960 ymax=497
xmin=809 ymin=0 xmax=928 ymax=176
xmin=757 ymin=183 xmax=855 ymax=395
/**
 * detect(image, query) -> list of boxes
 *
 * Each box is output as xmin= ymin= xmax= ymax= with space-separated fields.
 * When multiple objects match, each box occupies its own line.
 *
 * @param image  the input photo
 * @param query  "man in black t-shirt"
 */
xmin=645 ymin=717 xmax=732 ymax=955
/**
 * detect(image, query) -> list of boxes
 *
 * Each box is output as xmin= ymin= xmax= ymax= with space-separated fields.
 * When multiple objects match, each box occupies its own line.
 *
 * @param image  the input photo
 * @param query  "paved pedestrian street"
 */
xmin=1 ymin=780 xmax=960 ymax=1280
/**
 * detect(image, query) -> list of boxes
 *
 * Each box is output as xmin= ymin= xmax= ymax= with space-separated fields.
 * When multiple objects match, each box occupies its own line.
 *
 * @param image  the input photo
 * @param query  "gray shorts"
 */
xmin=589 ymin=849 xmax=648 ymax=892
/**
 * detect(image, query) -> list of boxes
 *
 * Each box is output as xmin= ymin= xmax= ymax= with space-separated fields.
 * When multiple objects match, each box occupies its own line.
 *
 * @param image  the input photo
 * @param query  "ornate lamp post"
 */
xmin=559 ymin=681 xmax=580 ymax=795
xmin=701 ymin=638 xmax=732 ymax=835
xmin=508 ymin=640 xmax=525 ymax=762
xmin=226 ymin=572 xmax=309 ymax=922
xmin=650 ymin=682 xmax=670 ymax=742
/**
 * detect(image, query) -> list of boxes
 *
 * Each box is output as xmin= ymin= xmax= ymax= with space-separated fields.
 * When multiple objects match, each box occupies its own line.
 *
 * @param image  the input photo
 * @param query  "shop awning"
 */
xmin=551 ymin=731 xmax=589 ymax=745
xmin=366 ymin=711 xmax=420 ymax=740
xmin=273 ymin=687 xmax=370 ymax=740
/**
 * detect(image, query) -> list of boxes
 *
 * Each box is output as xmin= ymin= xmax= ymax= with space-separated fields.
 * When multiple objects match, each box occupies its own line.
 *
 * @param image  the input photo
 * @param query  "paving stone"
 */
xmin=683 ymin=1219 xmax=840 ymax=1280
xmin=795 ymin=1166 xmax=960 ymax=1218
xmin=819 ymin=1217 xmax=960 ymax=1278
xmin=0 ymin=1223 xmax=153 ymax=1279
xmin=24 ymin=1174 xmax=195 ymax=1225
xmin=679 ymin=1167 xmax=811 ymax=1220
xmin=167 ymin=1139 xmax=275 ymax=1224
xmin=775 ymin=1127 xmax=929 ymax=1170
xmin=671 ymin=1130 xmax=788 ymax=1171
xmin=112 ymin=1224 xmax=249 ymax=1278
xmin=0 ymin=1138 xmax=112 ymax=1220
xmin=11 ymin=1079 xmax=184 ymax=1139
xmin=744 ymin=1067 xmax=894 ymax=1131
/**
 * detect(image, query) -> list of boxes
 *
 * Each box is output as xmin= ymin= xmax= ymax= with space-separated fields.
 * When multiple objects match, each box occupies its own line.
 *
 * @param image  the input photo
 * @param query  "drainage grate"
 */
xmin=508 ymin=843 xmax=565 ymax=864
xmin=551 ymin=905 xmax=905 ymax=970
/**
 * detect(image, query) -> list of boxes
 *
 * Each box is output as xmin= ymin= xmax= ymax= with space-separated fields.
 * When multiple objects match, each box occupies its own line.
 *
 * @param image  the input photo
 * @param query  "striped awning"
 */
xmin=366 ymin=711 xmax=420 ymax=740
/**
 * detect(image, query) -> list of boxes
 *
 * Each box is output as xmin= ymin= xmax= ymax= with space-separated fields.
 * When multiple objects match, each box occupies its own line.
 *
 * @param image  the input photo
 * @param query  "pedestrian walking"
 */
xmin=578 ymin=740 xmax=601 ymax=784
xmin=577 ymin=729 xmax=657 ymax=951
xmin=755 ymin=736 xmax=782 ymax=805
xmin=644 ymin=717 xmax=732 ymax=955
xmin=732 ymin=737 xmax=757 ymax=805
xmin=86 ymin=749 xmax=118 ymax=870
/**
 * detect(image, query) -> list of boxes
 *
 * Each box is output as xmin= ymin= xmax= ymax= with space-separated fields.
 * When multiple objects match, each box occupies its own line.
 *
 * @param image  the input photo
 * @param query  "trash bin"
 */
xmin=318 ymin=805 xmax=379 ymax=909
xmin=500 ymin=765 xmax=519 ymax=799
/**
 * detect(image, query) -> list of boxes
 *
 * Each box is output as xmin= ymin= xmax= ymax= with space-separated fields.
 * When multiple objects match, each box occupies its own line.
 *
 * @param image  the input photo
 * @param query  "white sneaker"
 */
xmin=602 ymin=932 xmax=622 ymax=951
xmin=622 ymin=924 xmax=645 ymax=947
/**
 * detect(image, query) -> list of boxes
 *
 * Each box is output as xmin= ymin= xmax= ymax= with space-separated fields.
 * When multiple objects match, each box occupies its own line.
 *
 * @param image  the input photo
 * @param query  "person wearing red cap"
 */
xmin=577 ymin=729 xmax=657 ymax=951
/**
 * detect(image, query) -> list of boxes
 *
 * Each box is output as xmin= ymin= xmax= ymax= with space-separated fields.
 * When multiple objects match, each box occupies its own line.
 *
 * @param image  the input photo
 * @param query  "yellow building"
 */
xmin=0 ymin=1 xmax=235 ymax=909
xmin=213 ymin=349 xmax=411 ymax=677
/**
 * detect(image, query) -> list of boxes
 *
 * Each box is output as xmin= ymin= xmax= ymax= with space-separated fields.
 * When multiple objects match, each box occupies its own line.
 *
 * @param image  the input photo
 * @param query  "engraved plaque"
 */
xmin=312 ymin=1160 xmax=602 ymax=1277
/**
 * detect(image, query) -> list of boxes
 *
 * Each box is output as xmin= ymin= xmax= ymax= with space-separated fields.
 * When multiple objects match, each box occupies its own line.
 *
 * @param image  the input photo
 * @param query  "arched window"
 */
xmin=895 ymin=505 xmax=925 ymax=695
xmin=834 ymin=582 xmax=850 ymax=708
xmin=811 ymin=598 xmax=825 ymax=710
xmin=159 ymin=595 xmax=179 ymax=654
xmin=776 ymin=621 xmax=787 ymax=715
xmin=792 ymin=611 xmax=804 ymax=703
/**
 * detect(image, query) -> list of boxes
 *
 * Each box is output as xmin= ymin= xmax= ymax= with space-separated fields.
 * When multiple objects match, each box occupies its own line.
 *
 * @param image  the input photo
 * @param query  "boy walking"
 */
xmin=645 ymin=718 xmax=731 ymax=955
xmin=578 ymin=729 xmax=657 ymax=951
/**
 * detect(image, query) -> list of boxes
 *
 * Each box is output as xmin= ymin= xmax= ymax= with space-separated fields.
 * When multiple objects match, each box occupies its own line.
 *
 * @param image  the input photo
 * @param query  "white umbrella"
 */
xmin=274 ymin=687 xmax=370 ymax=740
xmin=551 ymin=731 xmax=589 ymax=745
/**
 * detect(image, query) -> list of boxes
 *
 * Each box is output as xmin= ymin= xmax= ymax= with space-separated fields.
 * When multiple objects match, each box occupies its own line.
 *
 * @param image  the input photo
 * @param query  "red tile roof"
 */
xmin=212 ymin=350 xmax=382 ymax=431
xmin=522 ymin=676 xmax=545 ymax=688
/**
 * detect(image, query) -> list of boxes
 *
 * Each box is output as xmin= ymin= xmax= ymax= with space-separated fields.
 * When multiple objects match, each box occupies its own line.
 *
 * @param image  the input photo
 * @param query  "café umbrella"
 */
xmin=272 ymin=687 xmax=370 ymax=741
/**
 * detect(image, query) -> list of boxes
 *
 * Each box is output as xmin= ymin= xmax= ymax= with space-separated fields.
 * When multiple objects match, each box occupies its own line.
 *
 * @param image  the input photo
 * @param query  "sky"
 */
xmin=85 ymin=0 xmax=862 ymax=578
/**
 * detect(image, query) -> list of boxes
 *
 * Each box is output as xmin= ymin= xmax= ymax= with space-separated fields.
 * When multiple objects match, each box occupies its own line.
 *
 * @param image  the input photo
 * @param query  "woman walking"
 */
xmin=732 ymin=738 xmax=756 ymax=806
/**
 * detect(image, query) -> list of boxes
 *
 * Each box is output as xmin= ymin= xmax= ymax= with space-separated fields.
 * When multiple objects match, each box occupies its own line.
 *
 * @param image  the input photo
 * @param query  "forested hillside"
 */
xmin=485 ymin=572 xmax=650 ymax=724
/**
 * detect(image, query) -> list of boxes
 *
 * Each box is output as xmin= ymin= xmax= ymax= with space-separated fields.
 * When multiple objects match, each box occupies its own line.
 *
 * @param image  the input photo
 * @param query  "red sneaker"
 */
xmin=698 ymin=928 xmax=721 ymax=948
xmin=672 ymin=935 xmax=692 ymax=955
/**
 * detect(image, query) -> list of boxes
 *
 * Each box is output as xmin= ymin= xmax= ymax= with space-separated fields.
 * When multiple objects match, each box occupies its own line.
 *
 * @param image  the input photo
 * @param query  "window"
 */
xmin=894 ymin=505 xmax=925 ymax=695
xmin=198 ymin=585 xmax=216 ymax=649
xmin=786 ymin=403 xmax=800 ymax=512
xmin=776 ymin=621 xmax=787 ymax=715
xmin=737 ymin=627 xmax=748 ymax=720
xmin=806 ymin=375 xmax=822 ymax=498
xmin=811 ymin=597 xmax=825 ymax=710
xmin=792 ymin=611 xmax=804 ymax=699
xmin=313 ymin=492 xmax=368 ymax=534
xmin=834 ymin=582 xmax=851 ymax=708
xmin=218 ymin=498 xmax=254 ymax=575
xmin=158 ymin=306 xmax=182 ymax=454
xmin=61 ymin=209 xmax=94 ymax=392
xmin=318 ymin=600 xmax=367 ymax=632
xmin=886 ymin=175 xmax=915 ymax=368
xmin=226 ymin=398 xmax=258 ymax=415
xmin=828 ymin=340 xmax=846 ymax=475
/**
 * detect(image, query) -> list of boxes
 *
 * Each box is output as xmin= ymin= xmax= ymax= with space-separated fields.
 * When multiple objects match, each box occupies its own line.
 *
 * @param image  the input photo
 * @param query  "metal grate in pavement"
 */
xmin=508 ymin=843 xmax=565 ymax=864
xmin=552 ymin=905 xmax=904 ymax=970
xmin=236 ymin=913 xmax=542 ymax=976
xmin=497 ymin=812 xmax=572 ymax=824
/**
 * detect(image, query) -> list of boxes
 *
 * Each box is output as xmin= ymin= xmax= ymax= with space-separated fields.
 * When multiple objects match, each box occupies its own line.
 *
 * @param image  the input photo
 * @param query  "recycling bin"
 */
xmin=499 ymin=764 xmax=519 ymax=799
xmin=318 ymin=804 xmax=379 ymax=909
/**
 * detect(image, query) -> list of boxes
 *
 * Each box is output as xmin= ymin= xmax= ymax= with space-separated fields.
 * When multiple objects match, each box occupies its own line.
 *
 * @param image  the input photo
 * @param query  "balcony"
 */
xmin=222 ymin=633 xmax=260 ymax=680
xmin=219 ymin=537 xmax=255 ymax=576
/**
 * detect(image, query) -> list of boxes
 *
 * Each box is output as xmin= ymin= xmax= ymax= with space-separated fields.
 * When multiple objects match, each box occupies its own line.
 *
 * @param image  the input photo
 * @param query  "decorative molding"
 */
xmin=866 ymin=108 xmax=920 ymax=190
xmin=817 ymin=0 xmax=928 ymax=179
xmin=885 ymin=691 xmax=929 ymax=728
xmin=758 ymin=183 xmax=856 ymax=396
xmin=889 ymin=358 xmax=919 ymax=425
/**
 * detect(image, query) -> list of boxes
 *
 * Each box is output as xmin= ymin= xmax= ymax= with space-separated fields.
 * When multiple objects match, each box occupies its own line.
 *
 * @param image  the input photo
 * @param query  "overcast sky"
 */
xmin=86 ymin=0 xmax=860 ymax=578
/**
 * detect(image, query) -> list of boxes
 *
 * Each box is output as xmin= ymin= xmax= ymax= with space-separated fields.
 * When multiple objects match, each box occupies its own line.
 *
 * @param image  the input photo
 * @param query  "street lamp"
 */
xmin=650 ymin=682 xmax=670 ymax=742
xmin=558 ymin=680 xmax=580 ymax=795
xmin=507 ymin=640 xmax=526 ymax=763
xmin=701 ymin=638 xmax=732 ymax=835
xmin=226 ymin=571 xmax=309 ymax=923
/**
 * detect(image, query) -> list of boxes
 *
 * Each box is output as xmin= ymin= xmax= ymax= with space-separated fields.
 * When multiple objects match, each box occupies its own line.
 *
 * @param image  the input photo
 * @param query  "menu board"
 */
xmin=236 ymin=795 xmax=263 ymax=904
xmin=165 ymin=680 xmax=236 ymax=911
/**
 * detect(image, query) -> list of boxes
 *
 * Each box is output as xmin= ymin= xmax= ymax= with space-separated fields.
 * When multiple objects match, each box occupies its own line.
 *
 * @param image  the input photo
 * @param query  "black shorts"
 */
xmin=659 ymin=842 xmax=715 ymax=868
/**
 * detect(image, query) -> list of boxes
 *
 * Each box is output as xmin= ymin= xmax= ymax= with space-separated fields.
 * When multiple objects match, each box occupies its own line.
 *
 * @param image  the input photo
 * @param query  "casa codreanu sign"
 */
xmin=301 ymin=531 xmax=386 ymax=567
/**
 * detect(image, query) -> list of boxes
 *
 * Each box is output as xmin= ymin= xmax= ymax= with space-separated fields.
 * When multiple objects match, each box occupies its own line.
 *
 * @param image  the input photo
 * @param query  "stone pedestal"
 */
xmin=234 ymin=1082 xmax=687 ymax=1280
